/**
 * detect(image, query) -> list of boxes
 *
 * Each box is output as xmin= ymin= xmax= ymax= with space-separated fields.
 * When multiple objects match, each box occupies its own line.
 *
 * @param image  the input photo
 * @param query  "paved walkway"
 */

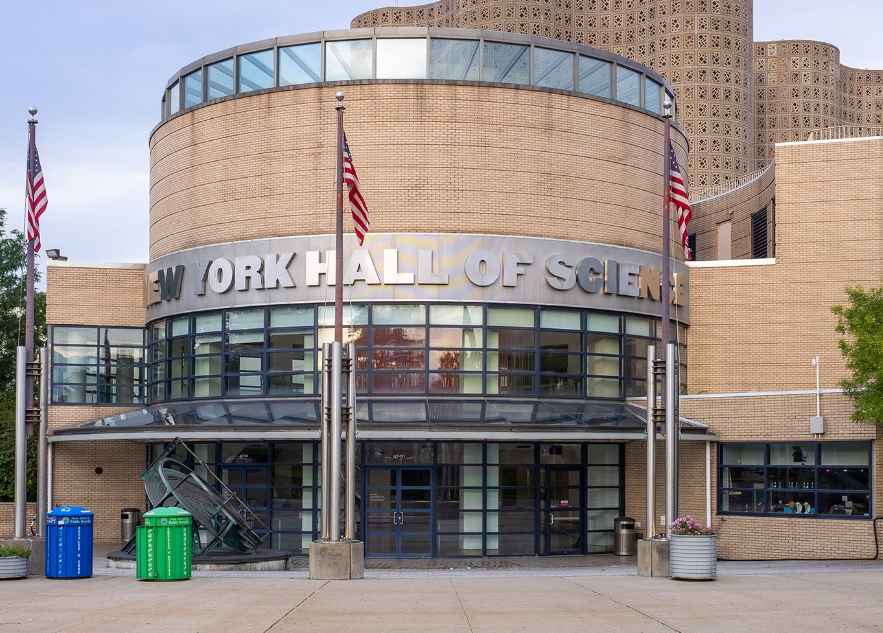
xmin=2 ymin=550 xmax=882 ymax=632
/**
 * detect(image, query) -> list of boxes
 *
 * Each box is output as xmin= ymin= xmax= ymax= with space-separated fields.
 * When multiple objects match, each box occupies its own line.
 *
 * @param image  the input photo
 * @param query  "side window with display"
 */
xmin=718 ymin=442 xmax=871 ymax=518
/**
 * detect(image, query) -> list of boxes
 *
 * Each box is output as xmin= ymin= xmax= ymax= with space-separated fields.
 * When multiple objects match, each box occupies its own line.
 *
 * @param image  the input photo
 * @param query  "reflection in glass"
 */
xmin=540 ymin=310 xmax=580 ymax=330
xmin=430 ymin=327 xmax=482 ymax=348
xmin=430 ymin=305 xmax=483 ymax=326
xmin=820 ymin=442 xmax=870 ymax=466
xmin=579 ymin=57 xmax=612 ymax=97
xmin=586 ymin=466 xmax=619 ymax=486
xmin=53 ymin=346 xmax=98 ymax=365
xmin=54 ymin=327 xmax=96 ymax=346
xmin=645 ymin=77 xmax=661 ymax=114
xmin=183 ymin=70 xmax=202 ymax=108
xmin=586 ymin=313 xmax=620 ymax=333
xmin=488 ymin=307 xmax=534 ymax=327
xmin=616 ymin=65 xmax=640 ymax=106
xmin=487 ymin=373 xmax=534 ymax=395
xmin=721 ymin=443 xmax=764 ymax=465
xmin=770 ymin=442 xmax=817 ymax=466
xmin=429 ymin=350 xmax=482 ymax=371
xmin=377 ymin=39 xmax=426 ymax=79
xmin=318 ymin=304 xmax=368 ymax=326
xmin=279 ymin=43 xmax=321 ymax=85
xmin=169 ymin=82 xmax=180 ymax=114
xmin=483 ymin=42 xmax=529 ymax=84
xmin=195 ymin=313 xmax=222 ymax=333
xmin=239 ymin=50 xmax=275 ymax=93
xmin=373 ymin=304 xmax=426 ymax=325
xmin=227 ymin=309 xmax=265 ymax=331
xmin=586 ymin=444 xmax=619 ymax=465
xmin=268 ymin=373 xmax=312 ymax=395
xmin=270 ymin=306 xmax=314 ymax=328
xmin=207 ymin=58 xmax=234 ymax=99
xmin=534 ymin=48 xmax=574 ymax=90
xmin=430 ymin=39 xmax=480 ymax=80
xmin=325 ymin=40 xmax=373 ymax=81
xmin=587 ymin=353 xmax=619 ymax=376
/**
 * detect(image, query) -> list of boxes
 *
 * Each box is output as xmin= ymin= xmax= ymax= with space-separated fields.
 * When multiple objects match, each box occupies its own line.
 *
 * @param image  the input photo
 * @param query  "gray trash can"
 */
xmin=121 ymin=508 xmax=142 ymax=543
xmin=614 ymin=517 xmax=636 ymax=556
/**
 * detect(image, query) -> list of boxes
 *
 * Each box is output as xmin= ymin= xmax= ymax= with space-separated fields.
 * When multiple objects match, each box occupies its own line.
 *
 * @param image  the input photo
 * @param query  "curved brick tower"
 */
xmin=352 ymin=0 xmax=756 ymax=189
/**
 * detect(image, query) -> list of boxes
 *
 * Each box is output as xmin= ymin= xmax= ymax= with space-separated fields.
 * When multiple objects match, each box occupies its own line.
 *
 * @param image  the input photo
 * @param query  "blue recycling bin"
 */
xmin=46 ymin=506 xmax=94 ymax=578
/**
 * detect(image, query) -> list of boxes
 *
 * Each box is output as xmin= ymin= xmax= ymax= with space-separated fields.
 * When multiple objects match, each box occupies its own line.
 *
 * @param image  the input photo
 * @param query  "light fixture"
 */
xmin=45 ymin=248 xmax=67 ymax=261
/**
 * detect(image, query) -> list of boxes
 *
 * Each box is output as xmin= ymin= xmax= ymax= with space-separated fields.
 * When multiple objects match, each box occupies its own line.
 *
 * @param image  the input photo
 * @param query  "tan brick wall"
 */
xmin=46 ymin=265 xmax=145 ymax=328
xmin=0 ymin=503 xmax=37 ymax=539
xmin=1 ymin=439 xmax=147 ymax=544
xmin=48 ymin=405 xmax=135 ymax=434
xmin=680 ymin=392 xmax=880 ymax=559
xmin=688 ymin=137 xmax=883 ymax=394
xmin=51 ymin=441 xmax=146 ymax=543
xmin=149 ymin=83 xmax=689 ymax=261
xmin=691 ymin=160 xmax=775 ymax=260
xmin=351 ymin=0 xmax=756 ymax=188
xmin=625 ymin=440 xmax=710 ymax=539
xmin=623 ymin=392 xmax=881 ymax=559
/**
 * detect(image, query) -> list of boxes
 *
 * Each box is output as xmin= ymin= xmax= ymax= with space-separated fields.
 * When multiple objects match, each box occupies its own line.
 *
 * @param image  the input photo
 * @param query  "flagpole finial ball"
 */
xmin=335 ymin=92 xmax=345 ymax=102
xmin=28 ymin=107 xmax=37 ymax=116
xmin=662 ymin=100 xmax=672 ymax=119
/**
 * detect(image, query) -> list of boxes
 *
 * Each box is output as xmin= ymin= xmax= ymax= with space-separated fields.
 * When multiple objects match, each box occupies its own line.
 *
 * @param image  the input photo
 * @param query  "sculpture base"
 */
xmin=309 ymin=540 xmax=364 ymax=580
xmin=637 ymin=538 xmax=670 ymax=577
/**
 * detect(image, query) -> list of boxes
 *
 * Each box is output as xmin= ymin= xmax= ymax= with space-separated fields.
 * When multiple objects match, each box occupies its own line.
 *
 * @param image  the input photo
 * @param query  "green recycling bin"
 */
xmin=136 ymin=507 xmax=192 ymax=581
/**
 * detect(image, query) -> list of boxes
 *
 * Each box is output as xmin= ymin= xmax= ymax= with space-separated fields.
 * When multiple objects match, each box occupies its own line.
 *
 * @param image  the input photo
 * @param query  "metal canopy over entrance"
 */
xmin=51 ymin=397 xmax=715 ymax=442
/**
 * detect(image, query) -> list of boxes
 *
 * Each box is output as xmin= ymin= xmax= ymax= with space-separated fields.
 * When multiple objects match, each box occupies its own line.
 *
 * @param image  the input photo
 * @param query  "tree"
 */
xmin=0 ymin=208 xmax=46 ymax=502
xmin=832 ymin=285 xmax=883 ymax=426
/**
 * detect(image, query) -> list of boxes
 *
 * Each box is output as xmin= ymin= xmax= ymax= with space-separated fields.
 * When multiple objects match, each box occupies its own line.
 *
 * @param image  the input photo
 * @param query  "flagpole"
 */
xmin=661 ymin=101 xmax=671 ymax=389
xmin=335 ymin=93 xmax=345 ymax=344
xmin=330 ymin=91 xmax=347 ymax=543
xmin=661 ymin=100 xmax=678 ymax=537
xmin=25 ymin=108 xmax=38 ymax=432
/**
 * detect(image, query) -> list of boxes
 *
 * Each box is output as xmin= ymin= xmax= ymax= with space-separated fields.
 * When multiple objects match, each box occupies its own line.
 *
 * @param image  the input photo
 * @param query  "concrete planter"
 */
xmin=670 ymin=534 xmax=717 ymax=580
xmin=0 ymin=556 xmax=30 ymax=579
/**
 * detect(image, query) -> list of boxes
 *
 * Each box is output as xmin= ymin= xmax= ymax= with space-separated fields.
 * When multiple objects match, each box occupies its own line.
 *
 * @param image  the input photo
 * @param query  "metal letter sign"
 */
xmin=145 ymin=233 xmax=690 ymax=322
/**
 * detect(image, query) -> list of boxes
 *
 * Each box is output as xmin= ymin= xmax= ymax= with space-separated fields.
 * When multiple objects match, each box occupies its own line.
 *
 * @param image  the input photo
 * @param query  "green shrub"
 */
xmin=0 ymin=545 xmax=32 ymax=557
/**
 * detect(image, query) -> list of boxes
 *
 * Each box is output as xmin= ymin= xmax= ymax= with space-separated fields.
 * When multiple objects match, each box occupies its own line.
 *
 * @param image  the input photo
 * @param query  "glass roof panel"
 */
xmin=67 ymin=398 xmax=705 ymax=433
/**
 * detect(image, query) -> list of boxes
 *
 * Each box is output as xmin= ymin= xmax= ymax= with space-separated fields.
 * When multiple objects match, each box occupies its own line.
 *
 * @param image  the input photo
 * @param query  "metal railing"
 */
xmin=805 ymin=125 xmax=883 ymax=141
xmin=689 ymin=161 xmax=775 ymax=202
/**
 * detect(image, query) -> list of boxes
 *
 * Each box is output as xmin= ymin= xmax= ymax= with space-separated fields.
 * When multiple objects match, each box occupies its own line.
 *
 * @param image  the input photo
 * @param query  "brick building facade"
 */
xmin=33 ymin=4 xmax=883 ymax=560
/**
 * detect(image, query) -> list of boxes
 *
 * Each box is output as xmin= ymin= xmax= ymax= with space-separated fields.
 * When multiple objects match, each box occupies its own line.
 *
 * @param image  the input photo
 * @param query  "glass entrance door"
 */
xmin=218 ymin=464 xmax=270 ymax=542
xmin=542 ymin=466 xmax=583 ymax=554
xmin=365 ymin=467 xmax=432 ymax=557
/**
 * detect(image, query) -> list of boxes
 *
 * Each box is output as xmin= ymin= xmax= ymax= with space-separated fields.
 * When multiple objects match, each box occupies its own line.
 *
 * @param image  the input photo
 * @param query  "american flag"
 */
xmin=26 ymin=145 xmax=48 ymax=252
xmin=343 ymin=133 xmax=369 ymax=245
xmin=668 ymin=142 xmax=692 ymax=260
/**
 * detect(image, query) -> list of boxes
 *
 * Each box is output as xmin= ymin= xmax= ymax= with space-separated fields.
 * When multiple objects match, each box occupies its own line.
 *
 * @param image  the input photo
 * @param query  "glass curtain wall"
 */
xmin=150 ymin=440 xmax=624 ymax=557
xmin=144 ymin=303 xmax=687 ymax=403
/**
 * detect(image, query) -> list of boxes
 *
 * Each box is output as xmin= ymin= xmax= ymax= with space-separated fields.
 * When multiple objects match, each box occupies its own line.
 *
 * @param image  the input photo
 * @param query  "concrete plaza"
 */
xmin=1 ymin=552 xmax=882 ymax=633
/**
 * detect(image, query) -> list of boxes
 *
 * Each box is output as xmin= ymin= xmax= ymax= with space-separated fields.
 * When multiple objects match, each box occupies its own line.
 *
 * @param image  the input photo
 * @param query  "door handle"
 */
xmin=394 ymin=511 xmax=403 ymax=525
xmin=550 ymin=513 xmax=554 ymax=526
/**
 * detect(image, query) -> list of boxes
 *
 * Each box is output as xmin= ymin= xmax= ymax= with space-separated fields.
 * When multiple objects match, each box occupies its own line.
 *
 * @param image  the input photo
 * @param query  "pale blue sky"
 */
xmin=0 ymin=1 xmax=879 ymax=273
